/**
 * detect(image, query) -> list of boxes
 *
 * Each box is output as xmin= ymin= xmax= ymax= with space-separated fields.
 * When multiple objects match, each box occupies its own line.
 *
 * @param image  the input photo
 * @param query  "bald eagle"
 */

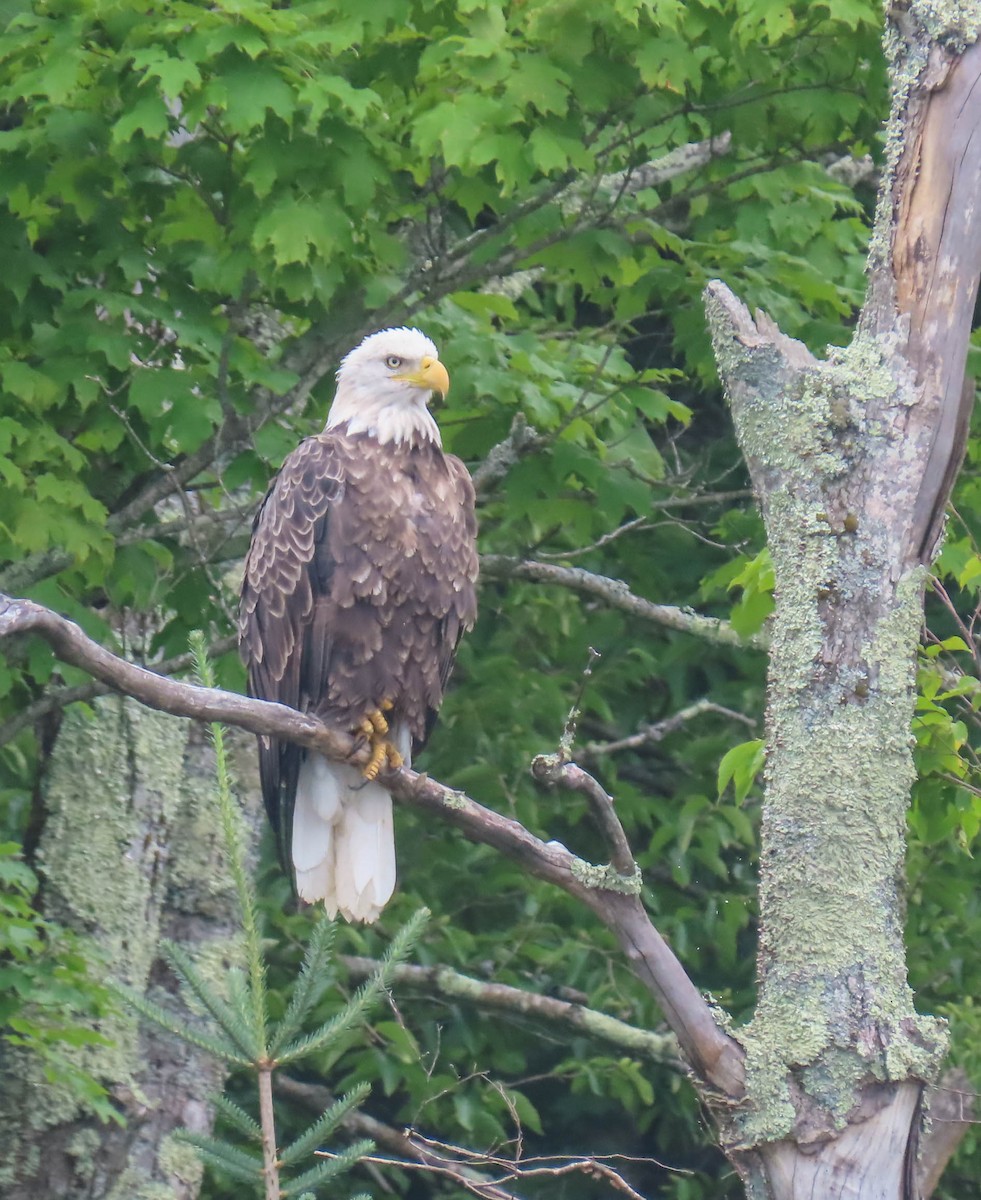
xmin=239 ymin=328 xmax=478 ymax=922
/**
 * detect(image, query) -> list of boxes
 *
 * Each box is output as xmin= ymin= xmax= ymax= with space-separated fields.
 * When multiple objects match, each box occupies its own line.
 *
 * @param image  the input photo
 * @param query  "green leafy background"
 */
xmin=1 ymin=0 xmax=979 ymax=1195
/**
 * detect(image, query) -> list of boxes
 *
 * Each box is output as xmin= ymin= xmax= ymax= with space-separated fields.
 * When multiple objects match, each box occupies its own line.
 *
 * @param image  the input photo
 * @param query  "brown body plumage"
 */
xmin=239 ymin=328 xmax=478 ymax=920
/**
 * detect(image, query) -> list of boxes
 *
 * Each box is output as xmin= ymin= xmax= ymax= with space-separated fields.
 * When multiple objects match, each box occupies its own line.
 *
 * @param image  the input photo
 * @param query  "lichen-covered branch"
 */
xmin=339 ymin=956 xmax=680 ymax=1066
xmin=480 ymin=556 xmax=764 ymax=650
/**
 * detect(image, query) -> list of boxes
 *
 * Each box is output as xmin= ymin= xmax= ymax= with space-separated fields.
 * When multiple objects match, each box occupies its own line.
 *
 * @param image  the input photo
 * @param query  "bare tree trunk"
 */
xmin=0 ymin=698 xmax=259 ymax=1199
xmin=705 ymin=6 xmax=981 ymax=1195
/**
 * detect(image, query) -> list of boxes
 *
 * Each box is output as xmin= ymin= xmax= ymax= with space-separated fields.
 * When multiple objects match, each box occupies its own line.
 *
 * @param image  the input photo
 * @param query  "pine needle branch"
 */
xmin=268 ymin=916 xmax=337 ymax=1058
xmin=162 ymin=940 xmax=261 ymax=1060
xmin=175 ymin=1131 xmax=265 ymax=1186
xmin=227 ymin=967 xmax=262 ymax=1042
xmin=278 ymin=909 xmax=429 ymax=1066
xmin=212 ymin=1093 xmax=263 ymax=1143
xmin=108 ymin=981 xmax=251 ymax=1067
xmin=283 ymin=1141 xmax=375 ymax=1197
xmin=191 ymin=633 xmax=269 ymax=1056
xmin=279 ymin=1083 xmax=372 ymax=1168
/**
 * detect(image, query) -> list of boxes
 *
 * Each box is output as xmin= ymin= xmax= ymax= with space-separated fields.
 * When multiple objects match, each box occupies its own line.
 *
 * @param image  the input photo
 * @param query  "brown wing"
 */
xmin=238 ymin=434 xmax=342 ymax=868
xmin=239 ymin=431 xmax=479 ymax=874
xmin=420 ymin=450 xmax=479 ymax=748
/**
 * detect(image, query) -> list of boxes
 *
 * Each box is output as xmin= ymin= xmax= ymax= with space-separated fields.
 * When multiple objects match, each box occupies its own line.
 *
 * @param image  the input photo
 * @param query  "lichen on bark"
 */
xmin=0 ymin=697 xmax=258 ymax=1199
xmin=706 ymin=287 xmax=950 ymax=1152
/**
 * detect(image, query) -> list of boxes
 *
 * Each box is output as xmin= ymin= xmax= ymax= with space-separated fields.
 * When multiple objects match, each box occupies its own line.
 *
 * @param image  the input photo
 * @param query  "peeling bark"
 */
xmin=917 ymin=1069 xmax=976 ymax=1196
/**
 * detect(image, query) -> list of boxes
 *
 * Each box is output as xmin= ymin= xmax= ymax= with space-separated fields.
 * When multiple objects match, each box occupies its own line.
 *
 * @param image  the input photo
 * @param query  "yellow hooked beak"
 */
xmin=398 ymin=355 xmax=450 ymax=400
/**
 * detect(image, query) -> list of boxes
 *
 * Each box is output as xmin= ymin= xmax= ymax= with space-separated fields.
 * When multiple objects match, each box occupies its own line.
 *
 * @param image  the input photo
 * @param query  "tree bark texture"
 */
xmin=0 ymin=698 xmax=259 ymax=1199
xmin=706 ymin=6 xmax=981 ymax=1196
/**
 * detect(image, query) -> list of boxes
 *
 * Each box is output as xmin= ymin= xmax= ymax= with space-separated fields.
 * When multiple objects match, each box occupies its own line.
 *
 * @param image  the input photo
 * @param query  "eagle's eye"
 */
xmin=385 ymin=355 xmax=403 ymax=369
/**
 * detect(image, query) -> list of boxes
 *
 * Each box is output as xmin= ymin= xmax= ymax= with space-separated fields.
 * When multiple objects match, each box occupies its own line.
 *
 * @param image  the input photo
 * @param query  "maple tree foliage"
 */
xmin=2 ymin=1 xmax=981 ymax=1196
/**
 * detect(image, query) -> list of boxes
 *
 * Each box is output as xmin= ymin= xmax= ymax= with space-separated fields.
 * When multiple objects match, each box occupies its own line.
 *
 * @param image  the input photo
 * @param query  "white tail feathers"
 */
xmin=291 ymin=726 xmax=409 ymax=922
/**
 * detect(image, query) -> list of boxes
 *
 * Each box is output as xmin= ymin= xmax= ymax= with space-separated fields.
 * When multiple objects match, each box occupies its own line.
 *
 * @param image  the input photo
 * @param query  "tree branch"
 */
xmin=0 ymin=596 xmax=352 ymax=763
xmin=471 ymin=414 xmax=546 ymax=496
xmin=581 ymin=698 xmax=758 ymax=759
xmin=340 ymin=955 xmax=680 ymax=1065
xmin=531 ymin=757 xmax=637 ymax=881
xmin=0 ymin=591 xmax=745 ymax=1099
xmin=0 ymin=633 xmax=239 ymax=750
xmin=0 ymin=549 xmax=758 ymax=749
xmin=480 ymin=556 xmax=766 ymax=650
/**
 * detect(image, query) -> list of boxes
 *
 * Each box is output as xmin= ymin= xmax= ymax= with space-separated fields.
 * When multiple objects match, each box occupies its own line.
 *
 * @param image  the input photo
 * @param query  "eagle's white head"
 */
xmin=327 ymin=327 xmax=449 ymax=447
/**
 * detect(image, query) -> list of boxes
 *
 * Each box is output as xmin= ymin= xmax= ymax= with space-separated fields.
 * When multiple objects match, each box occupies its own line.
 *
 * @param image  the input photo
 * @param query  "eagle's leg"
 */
xmin=359 ymin=702 xmax=403 ymax=781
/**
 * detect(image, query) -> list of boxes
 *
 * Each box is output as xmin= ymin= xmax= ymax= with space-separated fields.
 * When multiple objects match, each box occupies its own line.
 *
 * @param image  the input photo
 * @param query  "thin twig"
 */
xmin=582 ymin=699 xmax=757 ymax=759
xmin=316 ymin=1145 xmax=657 ymax=1200
xmin=562 ymin=647 xmax=601 ymax=758
xmin=357 ymin=1129 xmax=690 ymax=1197
xmin=116 ymin=502 xmax=256 ymax=551
xmin=538 ymin=518 xmax=652 ymax=561
xmin=276 ymin=1075 xmax=523 ymax=1200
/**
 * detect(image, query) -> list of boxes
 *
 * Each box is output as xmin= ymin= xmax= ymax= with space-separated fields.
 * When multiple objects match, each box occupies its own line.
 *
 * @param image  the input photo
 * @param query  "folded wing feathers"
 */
xmin=241 ymin=428 xmax=477 ymax=924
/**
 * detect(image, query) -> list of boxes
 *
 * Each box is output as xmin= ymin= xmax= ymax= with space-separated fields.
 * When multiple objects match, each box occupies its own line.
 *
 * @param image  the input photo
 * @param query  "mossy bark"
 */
xmin=703 ymin=5 xmax=981 ymax=1194
xmin=705 ymin=304 xmax=947 ymax=1192
xmin=0 ymin=698 xmax=259 ymax=1199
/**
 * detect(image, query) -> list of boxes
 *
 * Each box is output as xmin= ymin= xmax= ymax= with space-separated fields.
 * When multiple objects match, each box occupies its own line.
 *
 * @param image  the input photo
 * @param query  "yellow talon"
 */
xmin=363 ymin=741 xmax=387 ymax=781
xmin=357 ymin=702 xmax=400 ymax=780
xmin=366 ymin=708 xmax=389 ymax=736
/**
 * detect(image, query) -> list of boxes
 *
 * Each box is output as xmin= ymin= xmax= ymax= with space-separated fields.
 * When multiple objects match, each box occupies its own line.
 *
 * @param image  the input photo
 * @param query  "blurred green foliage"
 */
xmin=0 ymin=842 xmax=114 ymax=1119
xmin=0 ymin=0 xmax=978 ymax=1196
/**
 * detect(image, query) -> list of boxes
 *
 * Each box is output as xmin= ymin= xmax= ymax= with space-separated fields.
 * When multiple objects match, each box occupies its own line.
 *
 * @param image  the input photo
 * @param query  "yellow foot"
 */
xmin=357 ymin=702 xmax=401 ymax=780
xmin=363 ymin=740 xmax=403 ymax=780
